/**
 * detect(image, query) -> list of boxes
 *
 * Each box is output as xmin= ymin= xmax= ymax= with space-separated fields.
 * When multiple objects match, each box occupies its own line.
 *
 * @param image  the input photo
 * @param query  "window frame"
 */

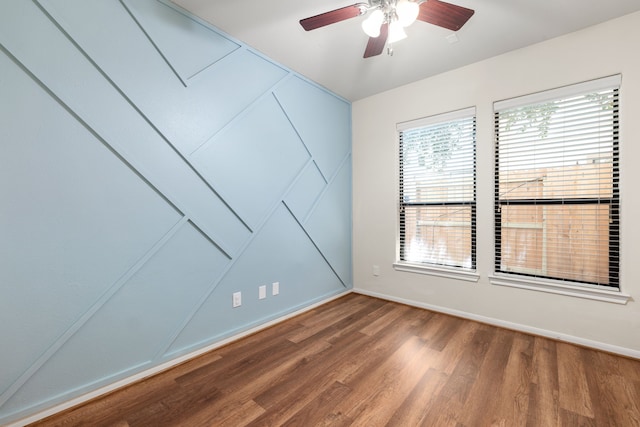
xmin=490 ymin=75 xmax=629 ymax=303
xmin=394 ymin=107 xmax=479 ymax=281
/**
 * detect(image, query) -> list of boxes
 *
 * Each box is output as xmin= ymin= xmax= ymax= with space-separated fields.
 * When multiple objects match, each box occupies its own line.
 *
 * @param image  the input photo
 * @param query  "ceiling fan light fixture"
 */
xmin=362 ymin=9 xmax=384 ymax=37
xmin=396 ymin=0 xmax=419 ymax=27
xmin=387 ymin=20 xmax=407 ymax=43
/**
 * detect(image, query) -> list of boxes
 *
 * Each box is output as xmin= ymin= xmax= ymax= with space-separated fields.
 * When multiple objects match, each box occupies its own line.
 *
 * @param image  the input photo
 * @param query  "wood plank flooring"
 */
xmin=31 ymin=294 xmax=640 ymax=426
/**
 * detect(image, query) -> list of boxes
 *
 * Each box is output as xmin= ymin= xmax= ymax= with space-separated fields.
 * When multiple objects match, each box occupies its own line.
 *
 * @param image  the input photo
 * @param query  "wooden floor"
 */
xmin=32 ymin=293 xmax=640 ymax=427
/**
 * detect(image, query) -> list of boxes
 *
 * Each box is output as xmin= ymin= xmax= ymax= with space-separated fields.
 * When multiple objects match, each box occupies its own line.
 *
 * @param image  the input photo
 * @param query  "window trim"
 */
xmin=493 ymin=75 xmax=622 ymax=110
xmin=493 ymin=75 xmax=622 ymax=293
xmin=393 ymin=261 xmax=480 ymax=282
xmin=396 ymin=107 xmax=477 ymax=274
xmin=489 ymin=273 xmax=630 ymax=304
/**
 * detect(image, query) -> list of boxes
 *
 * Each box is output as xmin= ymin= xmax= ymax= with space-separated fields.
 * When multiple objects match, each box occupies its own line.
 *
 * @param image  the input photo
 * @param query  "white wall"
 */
xmin=352 ymin=11 xmax=640 ymax=355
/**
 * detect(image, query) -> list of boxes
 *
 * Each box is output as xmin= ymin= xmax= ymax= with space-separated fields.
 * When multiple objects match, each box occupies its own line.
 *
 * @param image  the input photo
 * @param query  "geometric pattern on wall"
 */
xmin=122 ymin=0 xmax=240 ymax=85
xmin=39 ymin=0 xmax=289 ymax=157
xmin=192 ymin=95 xmax=311 ymax=229
xmin=274 ymin=76 xmax=352 ymax=180
xmin=166 ymin=204 xmax=346 ymax=357
xmin=304 ymin=157 xmax=353 ymax=285
xmin=0 ymin=0 xmax=351 ymax=424
xmin=0 ymin=46 xmax=182 ymax=401
xmin=1 ymin=222 xmax=230 ymax=415
xmin=33 ymin=0 xmax=269 ymax=257
xmin=284 ymin=161 xmax=327 ymax=222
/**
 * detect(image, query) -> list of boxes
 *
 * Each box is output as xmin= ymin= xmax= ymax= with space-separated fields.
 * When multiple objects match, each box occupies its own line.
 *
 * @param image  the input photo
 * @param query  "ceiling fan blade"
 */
xmin=417 ymin=0 xmax=475 ymax=31
xmin=300 ymin=3 xmax=367 ymax=31
xmin=363 ymin=23 xmax=388 ymax=58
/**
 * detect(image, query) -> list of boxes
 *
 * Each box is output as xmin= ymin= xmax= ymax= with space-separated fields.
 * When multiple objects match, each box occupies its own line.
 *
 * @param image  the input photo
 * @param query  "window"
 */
xmin=397 ymin=108 xmax=476 ymax=272
xmin=494 ymin=75 xmax=620 ymax=289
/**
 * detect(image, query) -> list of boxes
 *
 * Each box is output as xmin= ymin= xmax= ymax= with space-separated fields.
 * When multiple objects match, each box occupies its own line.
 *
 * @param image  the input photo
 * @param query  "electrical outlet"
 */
xmin=372 ymin=265 xmax=380 ymax=276
xmin=272 ymin=282 xmax=279 ymax=296
xmin=259 ymin=285 xmax=267 ymax=300
xmin=232 ymin=291 xmax=242 ymax=308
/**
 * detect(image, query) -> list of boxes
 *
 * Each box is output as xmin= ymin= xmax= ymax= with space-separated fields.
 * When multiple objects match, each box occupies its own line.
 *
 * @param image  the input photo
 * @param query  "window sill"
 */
xmin=489 ymin=273 xmax=631 ymax=305
xmin=393 ymin=262 xmax=480 ymax=282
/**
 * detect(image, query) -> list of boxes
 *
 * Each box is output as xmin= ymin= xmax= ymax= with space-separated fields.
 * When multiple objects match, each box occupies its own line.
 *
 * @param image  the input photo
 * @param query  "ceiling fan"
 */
xmin=300 ymin=0 xmax=474 ymax=58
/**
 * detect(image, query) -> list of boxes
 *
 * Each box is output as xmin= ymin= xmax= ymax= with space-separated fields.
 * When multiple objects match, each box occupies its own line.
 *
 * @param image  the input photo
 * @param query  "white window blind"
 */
xmin=398 ymin=107 xmax=476 ymax=269
xmin=494 ymin=76 xmax=620 ymax=288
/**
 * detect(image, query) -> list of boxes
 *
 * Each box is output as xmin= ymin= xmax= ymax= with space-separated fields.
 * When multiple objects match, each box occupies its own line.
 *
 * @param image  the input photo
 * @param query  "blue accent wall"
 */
xmin=0 ymin=0 xmax=351 ymax=423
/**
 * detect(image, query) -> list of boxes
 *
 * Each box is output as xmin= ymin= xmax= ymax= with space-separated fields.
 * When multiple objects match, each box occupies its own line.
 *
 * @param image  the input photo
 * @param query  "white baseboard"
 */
xmin=353 ymin=287 xmax=640 ymax=360
xmin=8 ymin=290 xmax=351 ymax=427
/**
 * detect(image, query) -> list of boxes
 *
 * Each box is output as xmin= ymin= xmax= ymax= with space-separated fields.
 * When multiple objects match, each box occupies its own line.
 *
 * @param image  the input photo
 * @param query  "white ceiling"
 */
xmin=171 ymin=0 xmax=640 ymax=101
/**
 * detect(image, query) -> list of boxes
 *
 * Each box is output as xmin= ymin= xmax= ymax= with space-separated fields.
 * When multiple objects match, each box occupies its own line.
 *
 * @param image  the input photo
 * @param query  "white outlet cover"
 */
xmin=272 ymin=282 xmax=279 ymax=295
xmin=372 ymin=265 xmax=380 ymax=276
xmin=232 ymin=291 xmax=242 ymax=308
xmin=259 ymin=285 xmax=267 ymax=299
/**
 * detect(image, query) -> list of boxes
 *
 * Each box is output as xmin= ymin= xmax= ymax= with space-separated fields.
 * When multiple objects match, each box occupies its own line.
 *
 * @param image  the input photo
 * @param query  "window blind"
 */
xmin=494 ymin=76 xmax=620 ymax=288
xmin=399 ymin=108 xmax=476 ymax=269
